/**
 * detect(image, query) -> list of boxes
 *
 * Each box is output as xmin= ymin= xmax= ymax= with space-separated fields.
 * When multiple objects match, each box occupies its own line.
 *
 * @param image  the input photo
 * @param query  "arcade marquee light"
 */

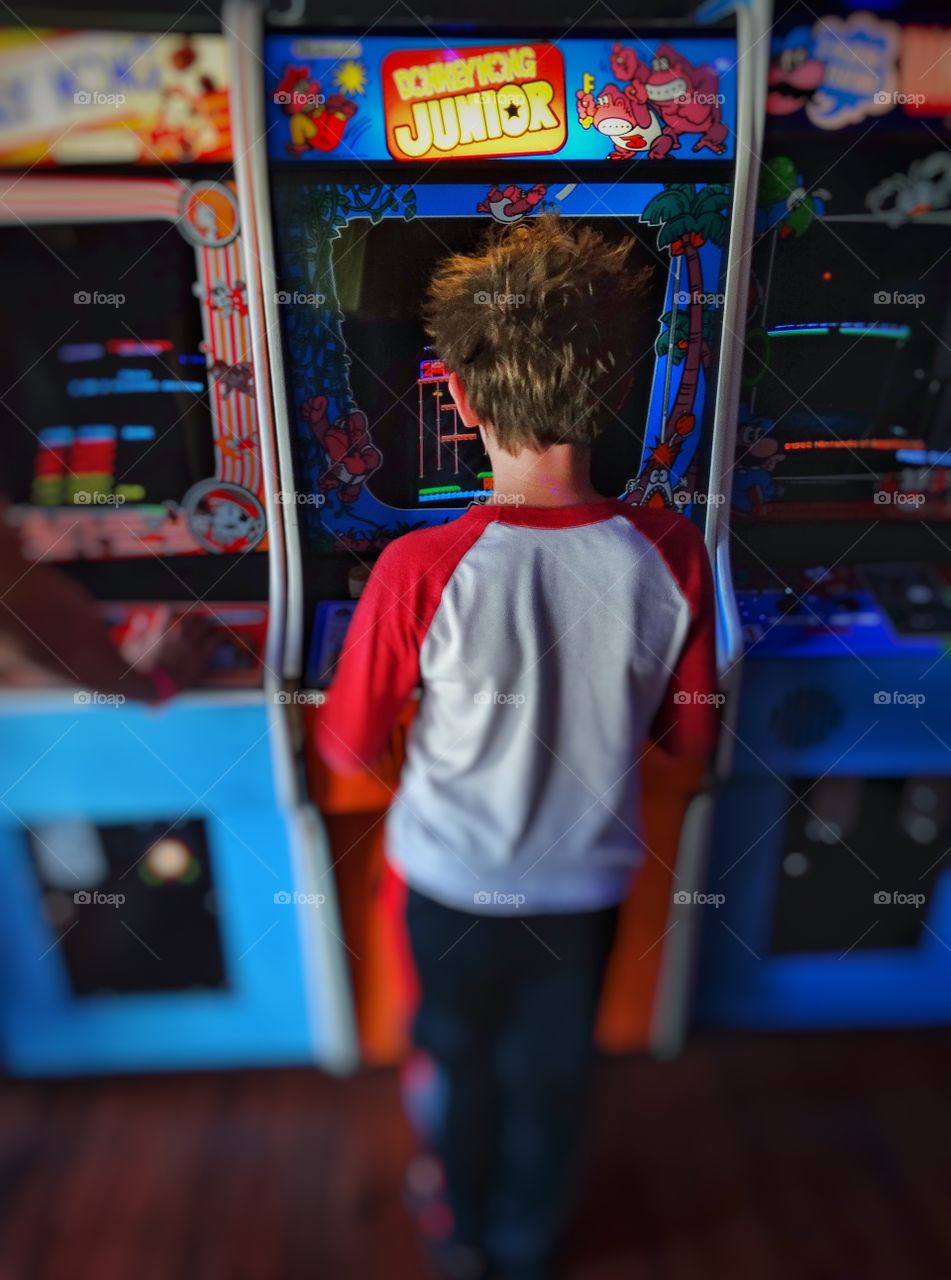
xmin=382 ymin=43 xmax=566 ymax=161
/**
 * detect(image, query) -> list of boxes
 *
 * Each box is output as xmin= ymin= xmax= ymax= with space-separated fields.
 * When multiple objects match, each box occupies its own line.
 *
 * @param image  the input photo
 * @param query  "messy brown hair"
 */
xmin=424 ymin=212 xmax=652 ymax=452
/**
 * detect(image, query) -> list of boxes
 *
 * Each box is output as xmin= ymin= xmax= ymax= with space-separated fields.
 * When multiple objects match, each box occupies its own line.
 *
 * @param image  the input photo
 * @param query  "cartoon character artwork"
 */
xmin=766 ymin=28 xmax=825 ymax=117
xmin=866 ymin=152 xmax=951 ymax=228
xmin=631 ymin=415 xmax=696 ymax=509
xmin=477 ymin=183 xmax=548 ymax=222
xmin=766 ymin=15 xmax=899 ymax=129
xmin=140 ymin=40 xmax=232 ymax=163
xmin=194 ymin=279 xmax=248 ymax=321
xmin=148 ymin=87 xmax=195 ymax=162
xmin=183 ymin=480 xmax=266 ymax=553
xmin=301 ymin=395 xmax=383 ymax=504
xmin=756 ymin=157 xmax=827 ymax=238
xmin=625 ymin=184 xmax=730 ymax=506
xmin=209 ymin=360 xmax=254 ymax=398
xmin=275 ymin=65 xmax=359 ymax=156
xmin=732 ymin=418 xmax=783 ymax=515
xmin=576 ymin=80 xmax=666 ymax=159
xmin=606 ymin=42 xmax=729 ymax=156
xmin=179 ymin=182 xmax=240 ymax=249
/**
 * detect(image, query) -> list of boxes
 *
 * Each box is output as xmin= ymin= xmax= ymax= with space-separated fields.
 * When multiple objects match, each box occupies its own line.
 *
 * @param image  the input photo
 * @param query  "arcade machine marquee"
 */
xmin=235 ymin=18 xmax=763 ymax=1058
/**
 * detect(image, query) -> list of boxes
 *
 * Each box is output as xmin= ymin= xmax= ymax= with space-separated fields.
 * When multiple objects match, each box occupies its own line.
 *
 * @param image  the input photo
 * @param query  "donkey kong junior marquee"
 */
xmin=228 ymin=15 xmax=764 ymax=1059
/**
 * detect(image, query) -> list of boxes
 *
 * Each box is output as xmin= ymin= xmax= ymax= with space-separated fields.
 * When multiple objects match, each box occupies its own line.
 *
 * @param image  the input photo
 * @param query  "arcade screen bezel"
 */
xmin=0 ymin=174 xmax=270 ymax=602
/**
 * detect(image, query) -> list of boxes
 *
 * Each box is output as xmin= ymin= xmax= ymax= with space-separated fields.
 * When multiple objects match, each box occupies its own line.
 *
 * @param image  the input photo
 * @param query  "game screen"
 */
xmin=26 ymin=818 xmax=228 ymax=996
xmin=272 ymin=173 xmax=731 ymax=562
xmin=736 ymin=147 xmax=951 ymax=518
xmin=0 ymin=220 xmax=213 ymax=514
xmin=329 ymin=215 xmax=664 ymax=510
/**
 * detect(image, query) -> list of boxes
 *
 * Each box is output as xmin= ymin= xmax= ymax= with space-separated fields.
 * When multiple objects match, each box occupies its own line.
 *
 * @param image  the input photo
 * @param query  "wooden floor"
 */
xmin=2 ymin=1030 xmax=951 ymax=1279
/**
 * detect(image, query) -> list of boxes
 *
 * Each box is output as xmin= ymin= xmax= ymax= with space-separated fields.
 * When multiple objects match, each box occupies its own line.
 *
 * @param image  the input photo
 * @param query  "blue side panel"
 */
xmin=729 ymin=657 xmax=946 ymax=777
xmin=0 ymin=701 xmax=280 ymax=816
xmin=0 ymin=701 xmax=329 ymax=1075
xmin=697 ymin=652 xmax=951 ymax=1030
xmin=697 ymin=776 xmax=951 ymax=1029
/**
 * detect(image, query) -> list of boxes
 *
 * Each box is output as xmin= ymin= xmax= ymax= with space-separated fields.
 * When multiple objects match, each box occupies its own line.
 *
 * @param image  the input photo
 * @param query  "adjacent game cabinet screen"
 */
xmin=749 ymin=216 xmax=951 ymax=507
xmin=27 ymin=817 xmax=227 ymax=996
xmin=331 ymin=216 xmax=663 ymax=509
xmin=0 ymin=221 xmax=214 ymax=510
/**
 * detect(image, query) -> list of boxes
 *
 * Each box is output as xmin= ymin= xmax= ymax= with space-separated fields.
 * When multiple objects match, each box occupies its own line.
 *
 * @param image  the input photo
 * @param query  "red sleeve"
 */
xmin=313 ymin=541 xmax=422 ymax=776
xmin=646 ymin=518 xmax=720 ymax=761
xmin=313 ymin=517 xmax=486 ymax=775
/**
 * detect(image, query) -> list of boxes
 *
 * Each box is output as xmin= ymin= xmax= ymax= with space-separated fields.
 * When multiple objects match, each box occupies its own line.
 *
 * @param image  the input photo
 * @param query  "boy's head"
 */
xmin=424 ymin=212 xmax=652 ymax=455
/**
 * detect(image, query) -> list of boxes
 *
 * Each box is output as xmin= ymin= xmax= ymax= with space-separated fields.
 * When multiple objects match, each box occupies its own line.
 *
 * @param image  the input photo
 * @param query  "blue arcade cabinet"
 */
xmin=695 ymin=7 xmax=951 ymax=1029
xmin=0 ymin=27 xmax=355 ymax=1075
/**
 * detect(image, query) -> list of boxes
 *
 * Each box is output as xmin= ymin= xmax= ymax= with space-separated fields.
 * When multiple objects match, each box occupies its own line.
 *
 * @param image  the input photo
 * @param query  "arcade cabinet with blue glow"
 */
xmin=227 ymin=6 xmax=767 ymax=1059
xmin=695 ymin=8 xmax=951 ymax=1030
xmin=0 ymin=27 xmax=354 ymax=1075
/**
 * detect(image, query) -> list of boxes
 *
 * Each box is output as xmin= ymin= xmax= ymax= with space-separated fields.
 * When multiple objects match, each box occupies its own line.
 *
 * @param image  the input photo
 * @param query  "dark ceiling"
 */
xmin=1 ymin=0 xmax=943 ymax=35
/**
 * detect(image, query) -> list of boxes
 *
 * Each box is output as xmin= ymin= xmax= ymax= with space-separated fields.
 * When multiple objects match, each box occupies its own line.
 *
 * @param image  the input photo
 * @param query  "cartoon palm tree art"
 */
xmin=627 ymin=183 xmax=729 ymax=504
xmin=275 ymin=181 xmax=420 ymax=552
xmin=655 ymin=307 xmax=716 ymax=371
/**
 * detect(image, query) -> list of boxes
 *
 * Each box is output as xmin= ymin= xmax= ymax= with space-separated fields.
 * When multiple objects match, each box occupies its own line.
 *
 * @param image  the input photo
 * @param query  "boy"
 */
xmin=316 ymin=214 xmax=719 ymax=1280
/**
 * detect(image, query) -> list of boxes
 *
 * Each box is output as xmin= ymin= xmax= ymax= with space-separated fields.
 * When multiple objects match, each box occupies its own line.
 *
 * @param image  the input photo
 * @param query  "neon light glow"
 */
xmin=420 ymin=489 xmax=486 ymax=503
xmin=767 ymin=322 xmax=911 ymax=341
xmin=105 ymin=339 xmax=174 ymax=357
xmin=69 ymin=370 xmax=205 ymax=398
xmin=839 ymin=325 xmax=911 ymax=339
xmin=783 ymin=438 xmax=926 ymax=452
xmin=767 ymin=325 xmax=830 ymax=336
xmin=896 ymin=449 xmax=951 ymax=466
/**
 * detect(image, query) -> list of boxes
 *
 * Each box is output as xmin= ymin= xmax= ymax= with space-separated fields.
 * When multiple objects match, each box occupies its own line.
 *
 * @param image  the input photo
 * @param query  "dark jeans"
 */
xmin=405 ymin=888 xmax=619 ymax=1278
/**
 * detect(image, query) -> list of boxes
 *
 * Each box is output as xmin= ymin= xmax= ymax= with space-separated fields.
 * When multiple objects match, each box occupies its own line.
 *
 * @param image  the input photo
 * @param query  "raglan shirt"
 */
xmin=315 ymin=499 xmax=719 ymax=915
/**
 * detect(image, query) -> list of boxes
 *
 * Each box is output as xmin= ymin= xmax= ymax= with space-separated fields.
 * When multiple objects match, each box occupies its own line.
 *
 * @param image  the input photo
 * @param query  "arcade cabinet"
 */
xmin=228 ymin=3 xmax=767 ymax=1060
xmin=696 ymin=8 xmax=951 ymax=1029
xmin=0 ymin=27 xmax=355 ymax=1075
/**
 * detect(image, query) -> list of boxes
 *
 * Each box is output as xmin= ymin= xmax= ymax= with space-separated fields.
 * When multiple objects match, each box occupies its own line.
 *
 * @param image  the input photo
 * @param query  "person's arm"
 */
xmin=314 ymin=542 xmax=422 ymax=776
xmin=0 ymin=519 xmax=215 ymax=700
xmin=650 ymin=531 xmax=721 ymax=762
